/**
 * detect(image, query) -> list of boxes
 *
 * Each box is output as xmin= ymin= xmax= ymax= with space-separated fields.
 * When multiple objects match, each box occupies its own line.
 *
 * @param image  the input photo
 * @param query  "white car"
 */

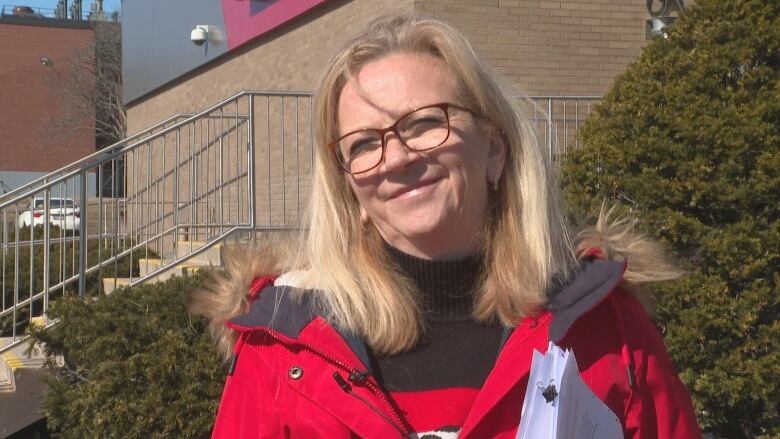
xmin=18 ymin=197 xmax=81 ymax=232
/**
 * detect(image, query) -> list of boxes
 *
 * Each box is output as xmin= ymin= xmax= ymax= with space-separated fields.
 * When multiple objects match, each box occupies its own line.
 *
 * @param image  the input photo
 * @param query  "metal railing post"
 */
xmin=13 ymin=205 xmax=19 ymax=340
xmin=547 ymin=98 xmax=554 ymax=163
xmin=43 ymin=189 xmax=50 ymax=317
xmin=2 ymin=209 xmax=6 ymax=312
xmin=78 ymin=171 xmax=87 ymax=297
xmin=174 ymin=130 xmax=180 ymax=250
xmin=247 ymin=95 xmax=257 ymax=236
xmin=113 ymin=159 xmax=120 ymax=285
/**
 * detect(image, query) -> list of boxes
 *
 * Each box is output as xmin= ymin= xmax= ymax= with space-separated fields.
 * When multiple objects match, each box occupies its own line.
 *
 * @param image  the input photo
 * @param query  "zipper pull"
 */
xmin=333 ymin=372 xmax=352 ymax=392
xmin=349 ymin=369 xmax=369 ymax=383
xmin=228 ymin=353 xmax=239 ymax=376
xmin=333 ymin=371 xmax=407 ymax=437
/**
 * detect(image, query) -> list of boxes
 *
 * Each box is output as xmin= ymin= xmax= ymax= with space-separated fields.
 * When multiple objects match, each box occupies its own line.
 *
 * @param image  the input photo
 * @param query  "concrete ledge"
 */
xmin=0 ymin=368 xmax=48 ymax=437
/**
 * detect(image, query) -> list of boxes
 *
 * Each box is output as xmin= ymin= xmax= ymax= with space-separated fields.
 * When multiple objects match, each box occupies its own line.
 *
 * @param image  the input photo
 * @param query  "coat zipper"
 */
xmin=333 ymin=372 xmax=408 ymax=437
xmin=249 ymin=327 xmax=410 ymax=436
xmin=346 ymin=369 xmax=410 ymax=436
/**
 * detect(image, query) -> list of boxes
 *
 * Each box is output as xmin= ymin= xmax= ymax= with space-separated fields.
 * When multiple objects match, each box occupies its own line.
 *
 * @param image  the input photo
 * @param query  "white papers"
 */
xmin=516 ymin=342 xmax=622 ymax=439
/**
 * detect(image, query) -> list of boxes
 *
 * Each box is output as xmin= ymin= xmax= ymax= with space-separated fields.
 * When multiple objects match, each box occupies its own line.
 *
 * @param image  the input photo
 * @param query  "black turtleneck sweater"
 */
xmin=369 ymin=246 xmax=504 ymax=435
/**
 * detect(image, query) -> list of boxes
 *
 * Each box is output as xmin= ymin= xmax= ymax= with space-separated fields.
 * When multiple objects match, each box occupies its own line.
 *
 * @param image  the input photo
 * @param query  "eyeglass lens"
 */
xmin=336 ymin=106 xmax=450 ymax=173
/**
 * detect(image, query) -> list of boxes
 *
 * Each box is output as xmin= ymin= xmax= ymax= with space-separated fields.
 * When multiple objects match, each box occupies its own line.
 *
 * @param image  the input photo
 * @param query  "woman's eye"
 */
xmin=411 ymin=116 xmax=445 ymax=126
xmin=348 ymin=137 xmax=381 ymax=156
xmin=404 ymin=115 xmax=446 ymax=133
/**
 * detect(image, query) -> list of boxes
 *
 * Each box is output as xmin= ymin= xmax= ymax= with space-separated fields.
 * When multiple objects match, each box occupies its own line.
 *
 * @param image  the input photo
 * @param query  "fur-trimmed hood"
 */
xmin=190 ymin=237 xmax=298 ymax=361
xmin=191 ymin=211 xmax=683 ymax=360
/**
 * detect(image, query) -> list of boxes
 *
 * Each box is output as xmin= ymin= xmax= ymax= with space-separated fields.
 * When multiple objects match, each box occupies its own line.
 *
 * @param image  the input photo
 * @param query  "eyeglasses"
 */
xmin=329 ymin=102 xmax=473 ymax=175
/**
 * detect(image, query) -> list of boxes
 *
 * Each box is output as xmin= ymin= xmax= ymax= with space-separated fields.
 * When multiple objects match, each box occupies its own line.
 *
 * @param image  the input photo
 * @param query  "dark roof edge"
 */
xmin=0 ymin=16 xmax=96 ymax=29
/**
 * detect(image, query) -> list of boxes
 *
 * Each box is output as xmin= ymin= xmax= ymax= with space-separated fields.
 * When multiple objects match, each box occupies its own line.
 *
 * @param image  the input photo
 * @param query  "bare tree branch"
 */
xmin=40 ymin=21 xmax=125 ymax=150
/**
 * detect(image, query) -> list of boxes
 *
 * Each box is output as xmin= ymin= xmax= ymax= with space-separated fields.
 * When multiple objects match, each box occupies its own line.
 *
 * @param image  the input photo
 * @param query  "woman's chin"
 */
xmin=383 ymin=215 xmax=445 ymax=239
xmin=379 ymin=220 xmax=476 ymax=259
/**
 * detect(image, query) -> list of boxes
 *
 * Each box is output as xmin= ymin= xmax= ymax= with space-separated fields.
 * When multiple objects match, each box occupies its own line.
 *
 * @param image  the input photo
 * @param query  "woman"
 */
xmin=195 ymin=14 xmax=701 ymax=438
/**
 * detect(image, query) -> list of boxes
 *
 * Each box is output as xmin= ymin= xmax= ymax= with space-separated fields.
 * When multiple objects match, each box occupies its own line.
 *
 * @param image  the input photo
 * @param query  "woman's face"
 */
xmin=337 ymin=52 xmax=506 ymax=260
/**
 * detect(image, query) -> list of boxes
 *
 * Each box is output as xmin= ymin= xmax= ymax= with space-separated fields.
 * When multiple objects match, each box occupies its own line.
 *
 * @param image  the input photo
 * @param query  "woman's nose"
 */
xmin=381 ymin=135 xmax=418 ymax=172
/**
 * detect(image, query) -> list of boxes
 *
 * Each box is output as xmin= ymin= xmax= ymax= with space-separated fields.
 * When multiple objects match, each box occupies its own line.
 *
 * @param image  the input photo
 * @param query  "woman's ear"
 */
xmin=360 ymin=205 xmax=370 ymax=224
xmin=487 ymin=128 xmax=508 ymax=184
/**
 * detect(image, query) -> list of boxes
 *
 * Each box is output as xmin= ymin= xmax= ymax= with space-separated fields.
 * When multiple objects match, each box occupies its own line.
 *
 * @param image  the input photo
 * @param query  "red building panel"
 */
xmin=0 ymin=21 xmax=95 ymax=173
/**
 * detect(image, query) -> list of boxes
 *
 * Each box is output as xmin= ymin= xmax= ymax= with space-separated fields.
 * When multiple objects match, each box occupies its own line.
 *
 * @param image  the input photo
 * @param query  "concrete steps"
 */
xmin=101 ymin=277 xmax=131 ymax=295
xmin=0 ymin=356 xmax=15 ymax=393
xmin=0 ymin=317 xmax=48 ymax=394
xmin=175 ymin=240 xmax=223 ymax=266
xmin=102 ymin=241 xmax=223 ymax=295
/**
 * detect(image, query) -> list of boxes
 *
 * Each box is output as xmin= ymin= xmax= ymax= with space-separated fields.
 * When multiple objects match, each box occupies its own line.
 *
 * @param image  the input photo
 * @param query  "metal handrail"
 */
xmin=0 ymin=118 xmax=249 ymax=211
xmin=1 ymin=91 xmax=314 ymax=353
xmin=0 ymin=113 xmax=191 ymax=205
xmin=0 ymin=93 xmax=598 ymax=356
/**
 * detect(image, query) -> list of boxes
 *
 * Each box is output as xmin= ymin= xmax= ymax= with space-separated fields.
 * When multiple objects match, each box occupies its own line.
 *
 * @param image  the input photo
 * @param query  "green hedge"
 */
xmin=29 ymin=274 xmax=225 ymax=438
xmin=561 ymin=1 xmax=779 ymax=437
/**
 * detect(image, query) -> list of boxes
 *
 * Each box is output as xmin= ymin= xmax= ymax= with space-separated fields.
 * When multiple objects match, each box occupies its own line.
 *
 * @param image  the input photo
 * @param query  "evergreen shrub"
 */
xmin=561 ymin=1 xmax=779 ymax=437
xmin=1 ymin=225 xmax=153 ymax=336
xmin=29 ymin=274 xmax=225 ymax=438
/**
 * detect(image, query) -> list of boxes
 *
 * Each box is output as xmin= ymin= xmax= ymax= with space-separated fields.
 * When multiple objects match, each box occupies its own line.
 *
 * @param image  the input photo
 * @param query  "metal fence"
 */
xmin=530 ymin=96 xmax=601 ymax=163
xmin=1 ymin=113 xmax=189 ymax=349
xmin=0 ymin=93 xmax=597 ymax=354
xmin=0 ymin=91 xmax=314 ymax=352
xmin=0 ymin=4 xmax=116 ymax=21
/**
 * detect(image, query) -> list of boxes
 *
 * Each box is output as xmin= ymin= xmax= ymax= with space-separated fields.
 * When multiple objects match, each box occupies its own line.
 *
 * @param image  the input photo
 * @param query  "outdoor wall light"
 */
xmin=646 ymin=16 xmax=677 ymax=39
xmin=40 ymin=56 xmax=53 ymax=66
xmin=645 ymin=0 xmax=685 ymax=39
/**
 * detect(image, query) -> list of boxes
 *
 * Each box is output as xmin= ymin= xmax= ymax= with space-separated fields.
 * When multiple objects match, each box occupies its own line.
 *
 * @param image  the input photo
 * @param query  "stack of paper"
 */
xmin=516 ymin=341 xmax=622 ymax=439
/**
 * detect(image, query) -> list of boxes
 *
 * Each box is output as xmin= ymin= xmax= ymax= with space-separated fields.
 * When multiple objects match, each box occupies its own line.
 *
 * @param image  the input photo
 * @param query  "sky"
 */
xmin=4 ymin=0 xmax=121 ymax=16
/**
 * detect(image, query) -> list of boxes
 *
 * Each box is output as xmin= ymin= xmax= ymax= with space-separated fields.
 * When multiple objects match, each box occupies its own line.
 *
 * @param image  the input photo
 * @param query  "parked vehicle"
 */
xmin=17 ymin=197 xmax=80 ymax=232
xmin=8 ymin=5 xmax=42 ymax=18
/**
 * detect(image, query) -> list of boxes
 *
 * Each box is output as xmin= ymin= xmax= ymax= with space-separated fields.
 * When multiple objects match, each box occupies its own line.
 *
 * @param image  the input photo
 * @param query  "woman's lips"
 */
xmin=387 ymin=177 xmax=441 ymax=200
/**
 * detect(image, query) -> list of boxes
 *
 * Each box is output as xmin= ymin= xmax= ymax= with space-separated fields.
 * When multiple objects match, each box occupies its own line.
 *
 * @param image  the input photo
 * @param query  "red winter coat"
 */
xmin=211 ymin=259 xmax=701 ymax=438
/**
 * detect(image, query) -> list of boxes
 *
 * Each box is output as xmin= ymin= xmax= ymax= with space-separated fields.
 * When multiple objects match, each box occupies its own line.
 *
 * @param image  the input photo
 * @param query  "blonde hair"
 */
xmin=575 ymin=204 xmax=685 ymax=316
xmin=296 ymin=14 xmax=576 ymax=354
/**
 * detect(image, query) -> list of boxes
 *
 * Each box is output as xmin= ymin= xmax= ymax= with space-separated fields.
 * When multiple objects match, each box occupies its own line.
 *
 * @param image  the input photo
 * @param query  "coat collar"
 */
xmin=228 ymin=259 xmax=627 ymax=375
xmin=228 ymin=284 xmax=373 ymax=372
xmin=546 ymin=259 xmax=627 ymax=342
xmin=230 ymin=284 xmax=316 ymax=337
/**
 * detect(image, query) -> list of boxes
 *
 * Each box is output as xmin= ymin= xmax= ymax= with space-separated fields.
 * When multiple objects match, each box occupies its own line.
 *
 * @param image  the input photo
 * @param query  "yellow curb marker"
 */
xmin=2 ymin=352 xmax=25 ymax=370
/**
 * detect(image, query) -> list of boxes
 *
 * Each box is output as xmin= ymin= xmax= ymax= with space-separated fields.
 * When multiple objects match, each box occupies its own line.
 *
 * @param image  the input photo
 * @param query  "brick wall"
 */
xmin=0 ymin=22 xmax=95 ymax=173
xmin=414 ymin=0 xmax=651 ymax=96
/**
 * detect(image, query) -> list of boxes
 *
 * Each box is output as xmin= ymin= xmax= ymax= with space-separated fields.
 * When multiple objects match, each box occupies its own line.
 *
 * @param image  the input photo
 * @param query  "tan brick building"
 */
xmin=415 ymin=0 xmax=652 ymax=95
xmin=126 ymin=0 xmax=656 ymax=133
xmin=120 ymin=0 xmax=661 ymax=237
